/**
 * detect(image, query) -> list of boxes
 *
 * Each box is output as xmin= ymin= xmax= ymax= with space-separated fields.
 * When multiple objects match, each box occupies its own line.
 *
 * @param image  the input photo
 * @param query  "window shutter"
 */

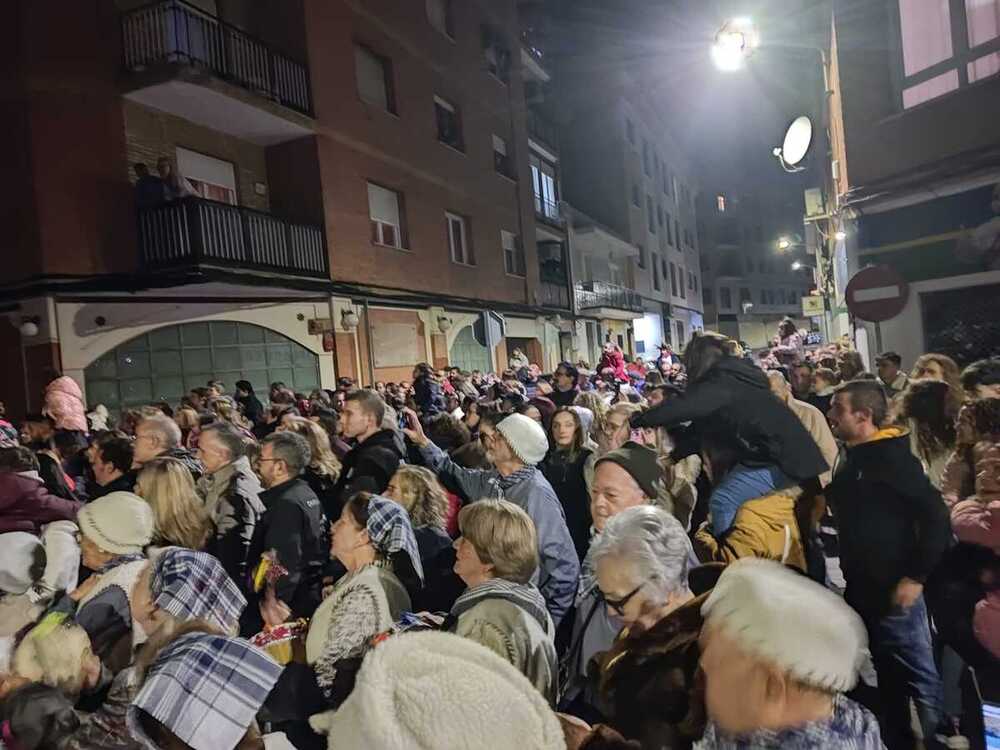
xmin=367 ymin=183 xmax=400 ymax=226
xmin=355 ymin=46 xmax=388 ymax=109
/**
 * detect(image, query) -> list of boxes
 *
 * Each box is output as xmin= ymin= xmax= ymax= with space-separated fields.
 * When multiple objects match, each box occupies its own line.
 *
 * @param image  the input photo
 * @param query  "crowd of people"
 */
xmin=0 ymin=333 xmax=999 ymax=750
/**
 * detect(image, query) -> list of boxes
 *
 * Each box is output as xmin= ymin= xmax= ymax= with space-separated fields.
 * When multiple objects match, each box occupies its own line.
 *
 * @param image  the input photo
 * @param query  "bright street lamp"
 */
xmin=792 ymin=260 xmax=816 ymax=271
xmin=711 ymin=18 xmax=760 ymax=72
xmin=777 ymin=237 xmax=792 ymax=251
xmin=834 ymin=229 xmax=847 ymax=242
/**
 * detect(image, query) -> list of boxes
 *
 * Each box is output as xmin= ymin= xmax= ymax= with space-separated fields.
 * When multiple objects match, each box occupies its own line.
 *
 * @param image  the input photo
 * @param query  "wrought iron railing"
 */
xmin=526 ymin=108 xmax=558 ymax=150
xmin=138 ymin=198 xmax=328 ymax=278
xmin=575 ymin=281 xmax=644 ymax=312
xmin=533 ymin=195 xmax=565 ymax=228
xmin=122 ymin=0 xmax=312 ymax=116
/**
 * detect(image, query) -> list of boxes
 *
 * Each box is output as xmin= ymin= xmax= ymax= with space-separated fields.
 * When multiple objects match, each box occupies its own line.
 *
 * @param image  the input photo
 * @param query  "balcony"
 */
xmin=538 ymin=241 xmax=570 ymax=309
xmin=138 ymin=198 xmax=328 ymax=279
xmin=575 ymin=281 xmax=644 ymax=318
xmin=520 ymin=29 xmax=551 ymax=83
xmin=121 ymin=0 xmax=314 ymax=145
xmin=527 ymin=108 xmax=559 ymax=154
xmin=534 ymin=195 xmax=565 ymax=233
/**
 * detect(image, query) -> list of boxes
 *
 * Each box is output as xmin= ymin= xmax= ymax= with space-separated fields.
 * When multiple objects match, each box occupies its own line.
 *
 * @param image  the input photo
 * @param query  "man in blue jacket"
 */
xmin=403 ymin=410 xmax=579 ymax=626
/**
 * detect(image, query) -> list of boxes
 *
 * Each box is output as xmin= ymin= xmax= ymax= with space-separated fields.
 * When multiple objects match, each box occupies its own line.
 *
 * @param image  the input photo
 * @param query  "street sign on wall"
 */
xmin=845 ymin=265 xmax=910 ymax=323
xmin=801 ymin=295 xmax=825 ymax=317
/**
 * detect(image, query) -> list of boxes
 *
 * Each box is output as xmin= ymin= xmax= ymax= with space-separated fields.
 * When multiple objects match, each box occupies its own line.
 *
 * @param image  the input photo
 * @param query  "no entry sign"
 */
xmin=845 ymin=265 xmax=909 ymax=323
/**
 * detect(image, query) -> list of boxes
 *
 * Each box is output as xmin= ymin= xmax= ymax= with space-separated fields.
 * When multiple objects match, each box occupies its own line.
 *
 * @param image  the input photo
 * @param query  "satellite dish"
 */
xmin=776 ymin=116 xmax=813 ymax=171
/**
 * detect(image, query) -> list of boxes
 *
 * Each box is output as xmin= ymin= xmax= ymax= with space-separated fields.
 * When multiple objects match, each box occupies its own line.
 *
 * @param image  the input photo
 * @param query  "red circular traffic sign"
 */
xmin=845 ymin=265 xmax=909 ymax=323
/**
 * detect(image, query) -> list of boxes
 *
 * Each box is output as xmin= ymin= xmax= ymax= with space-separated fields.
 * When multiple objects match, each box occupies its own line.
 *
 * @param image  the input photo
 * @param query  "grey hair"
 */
xmin=261 ymin=431 xmax=311 ymax=476
xmin=590 ymin=505 xmax=693 ymax=600
xmin=200 ymin=421 xmax=246 ymax=461
xmin=139 ymin=413 xmax=182 ymax=450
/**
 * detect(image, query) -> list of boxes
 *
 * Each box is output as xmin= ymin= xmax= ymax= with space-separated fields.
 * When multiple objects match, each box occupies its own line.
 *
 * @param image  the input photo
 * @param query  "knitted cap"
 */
xmin=77 ymin=491 xmax=154 ymax=555
xmin=309 ymin=631 xmax=564 ymax=750
xmin=701 ymin=558 xmax=867 ymax=692
xmin=496 ymin=413 xmax=549 ymax=466
xmin=595 ymin=441 xmax=661 ymax=499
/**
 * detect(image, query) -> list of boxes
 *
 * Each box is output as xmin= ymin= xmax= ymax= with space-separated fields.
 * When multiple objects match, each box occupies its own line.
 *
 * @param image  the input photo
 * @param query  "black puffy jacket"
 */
xmin=632 ymin=357 xmax=828 ymax=481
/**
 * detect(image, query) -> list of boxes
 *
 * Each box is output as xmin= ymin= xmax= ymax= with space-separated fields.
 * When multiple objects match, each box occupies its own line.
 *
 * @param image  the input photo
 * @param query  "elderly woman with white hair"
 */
xmin=583 ymin=505 xmax=722 ymax=750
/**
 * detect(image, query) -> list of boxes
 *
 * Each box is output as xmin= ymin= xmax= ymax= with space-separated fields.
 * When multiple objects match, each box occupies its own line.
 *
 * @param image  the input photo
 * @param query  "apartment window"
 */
xmin=703 ymin=287 xmax=714 ymax=305
xmin=638 ymin=243 xmax=647 ymax=269
xmin=657 ymin=204 xmax=664 ymax=227
xmin=674 ymin=219 xmax=681 ymax=247
xmin=631 ymin=184 xmax=640 ymax=207
xmin=897 ymin=0 xmax=1000 ymax=108
xmin=693 ymin=274 xmax=699 ymax=293
xmin=647 ymin=196 xmax=656 ymax=233
xmin=669 ymin=262 xmax=678 ymax=296
xmin=530 ymin=154 xmax=558 ymax=219
xmin=687 ymin=270 xmax=694 ymax=291
xmin=625 ymin=118 xmax=636 ymax=145
xmin=502 ymin=230 xmax=525 ymax=276
xmin=176 ymin=147 xmax=237 ymax=205
xmin=434 ymin=95 xmax=464 ymax=150
xmin=355 ymin=45 xmax=394 ymax=113
xmin=678 ymin=267 xmax=686 ymax=299
xmin=665 ymin=213 xmax=674 ymax=245
xmin=652 ymin=252 xmax=661 ymax=290
xmin=674 ymin=320 xmax=685 ymax=348
xmin=493 ymin=134 xmax=513 ymax=179
xmin=662 ymin=170 xmax=670 ymax=196
xmin=661 ymin=257 xmax=669 ymax=287
xmin=642 ymin=139 xmax=652 ymax=176
xmin=367 ymin=182 xmax=405 ymax=249
xmin=426 ymin=0 xmax=454 ymax=38
xmin=717 ymin=194 xmax=726 ymax=212
xmin=739 ymin=287 xmax=752 ymax=304
xmin=720 ymin=286 xmax=732 ymax=309
xmin=483 ymin=27 xmax=512 ymax=83
xmin=446 ymin=212 xmax=473 ymax=264
xmin=760 ymin=289 xmax=768 ymax=305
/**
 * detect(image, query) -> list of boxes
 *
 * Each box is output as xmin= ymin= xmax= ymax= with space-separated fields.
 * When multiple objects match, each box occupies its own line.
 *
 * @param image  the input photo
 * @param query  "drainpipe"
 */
xmin=362 ymin=298 xmax=376 ymax=386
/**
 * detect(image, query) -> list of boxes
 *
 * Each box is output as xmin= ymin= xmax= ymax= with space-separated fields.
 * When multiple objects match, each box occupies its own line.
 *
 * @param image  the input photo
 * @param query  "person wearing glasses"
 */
xmin=584 ymin=505 xmax=720 ymax=749
xmin=550 ymin=362 xmax=580 ymax=408
xmin=242 ymin=431 xmax=325 ymax=635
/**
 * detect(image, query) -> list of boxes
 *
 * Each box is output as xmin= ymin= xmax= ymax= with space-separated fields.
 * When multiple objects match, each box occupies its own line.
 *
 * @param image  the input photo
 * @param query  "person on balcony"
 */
xmin=133 ymin=163 xmax=165 ymax=209
xmin=156 ymin=157 xmax=196 ymax=202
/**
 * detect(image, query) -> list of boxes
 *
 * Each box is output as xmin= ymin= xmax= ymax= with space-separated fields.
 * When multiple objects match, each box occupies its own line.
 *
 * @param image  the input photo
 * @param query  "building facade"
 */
xmin=828 ymin=0 xmax=1000 ymax=369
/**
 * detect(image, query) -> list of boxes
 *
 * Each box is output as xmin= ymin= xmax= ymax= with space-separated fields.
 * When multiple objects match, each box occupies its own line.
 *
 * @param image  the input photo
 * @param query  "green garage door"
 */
xmin=84 ymin=321 xmax=320 ymax=415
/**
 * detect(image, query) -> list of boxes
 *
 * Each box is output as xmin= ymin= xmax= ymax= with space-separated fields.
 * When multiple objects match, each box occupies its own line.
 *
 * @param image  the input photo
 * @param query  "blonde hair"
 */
xmin=210 ymin=398 xmax=250 ymax=430
xmin=390 ymin=465 xmax=448 ymax=530
xmin=458 ymin=499 xmax=538 ymax=584
xmin=281 ymin=416 xmax=341 ymax=480
xmin=573 ymin=391 xmax=608 ymax=437
xmin=174 ymin=407 xmax=200 ymax=432
xmin=13 ymin=616 xmax=94 ymax=695
xmin=135 ymin=457 xmax=214 ymax=550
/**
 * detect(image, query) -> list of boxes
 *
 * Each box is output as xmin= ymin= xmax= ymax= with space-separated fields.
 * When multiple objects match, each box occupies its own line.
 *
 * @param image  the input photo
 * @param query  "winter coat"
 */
xmin=633 ymin=357 xmax=829 ymax=482
xmin=43 ymin=375 xmax=87 ymax=432
xmin=413 ymin=375 xmax=446 ymax=417
xmin=694 ymin=489 xmax=806 ymax=572
xmin=589 ymin=566 xmax=722 ymax=750
xmin=541 ymin=448 xmax=595 ymax=563
xmin=236 ymin=392 xmax=265 ymax=426
xmin=159 ymin=446 xmax=203 ymax=483
xmin=599 ymin=350 xmax=629 ymax=382
xmin=419 ymin=441 xmax=581 ymax=626
xmin=772 ymin=331 xmax=805 ymax=365
xmin=62 ymin=665 xmax=142 ymax=750
xmin=451 ymin=585 xmax=558 ymax=705
xmin=244 ymin=477 xmax=325 ymax=630
xmin=0 ymin=472 xmax=82 ymax=534
xmin=826 ymin=426 xmax=953 ymax=616
xmin=37 ymin=452 xmax=76 ymax=500
xmin=942 ymin=441 xmax=1000 ymax=507
xmin=549 ymin=386 xmax=579 ymax=408
xmin=90 ymin=471 xmax=137 ymax=500
xmin=330 ymin=429 xmax=402 ymax=511
xmin=509 ymin=350 xmax=530 ymax=370
xmin=412 ymin=525 xmax=463 ymax=613
xmin=787 ymin=397 xmax=838 ymax=487
xmin=197 ymin=456 xmax=265 ymax=587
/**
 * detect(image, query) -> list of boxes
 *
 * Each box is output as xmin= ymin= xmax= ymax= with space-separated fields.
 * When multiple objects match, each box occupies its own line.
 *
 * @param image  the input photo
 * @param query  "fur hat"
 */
xmin=701 ymin=558 xmax=867 ymax=692
xmin=595 ymin=441 xmax=661 ymax=499
xmin=496 ymin=414 xmax=549 ymax=466
xmin=77 ymin=492 xmax=154 ymax=555
xmin=309 ymin=631 xmax=564 ymax=750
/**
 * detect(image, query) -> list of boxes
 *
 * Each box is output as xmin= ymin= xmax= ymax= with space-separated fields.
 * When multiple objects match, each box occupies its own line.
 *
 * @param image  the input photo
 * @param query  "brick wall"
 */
xmin=123 ymin=101 xmax=270 ymax=212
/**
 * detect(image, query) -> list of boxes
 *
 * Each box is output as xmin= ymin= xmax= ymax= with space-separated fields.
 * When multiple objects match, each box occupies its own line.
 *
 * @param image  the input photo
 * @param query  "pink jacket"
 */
xmin=599 ymin=349 xmax=629 ymax=382
xmin=43 ymin=376 xmax=88 ymax=432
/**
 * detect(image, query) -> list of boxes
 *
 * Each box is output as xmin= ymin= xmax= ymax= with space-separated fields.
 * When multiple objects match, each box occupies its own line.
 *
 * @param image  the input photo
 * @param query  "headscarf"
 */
xmin=570 ymin=406 xmax=594 ymax=436
xmin=128 ymin=633 xmax=281 ymax=750
xmin=365 ymin=495 xmax=424 ymax=583
xmin=150 ymin=548 xmax=247 ymax=632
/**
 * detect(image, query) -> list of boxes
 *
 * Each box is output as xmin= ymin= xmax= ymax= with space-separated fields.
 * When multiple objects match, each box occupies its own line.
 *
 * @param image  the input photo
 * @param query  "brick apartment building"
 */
xmin=1 ymin=0 xmax=579 ymax=419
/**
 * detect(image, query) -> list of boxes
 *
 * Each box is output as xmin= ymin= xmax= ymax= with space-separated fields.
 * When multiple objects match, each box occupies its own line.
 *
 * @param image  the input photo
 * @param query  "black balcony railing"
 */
xmin=539 ymin=281 xmax=571 ymax=309
xmin=534 ymin=195 xmax=565 ymax=228
xmin=139 ymin=198 xmax=328 ymax=278
xmin=575 ymin=281 xmax=644 ymax=313
xmin=122 ymin=0 xmax=312 ymax=116
xmin=526 ymin=108 xmax=558 ymax=151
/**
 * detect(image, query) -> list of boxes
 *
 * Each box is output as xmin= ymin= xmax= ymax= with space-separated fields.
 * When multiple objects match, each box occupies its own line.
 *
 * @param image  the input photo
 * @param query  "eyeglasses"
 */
xmin=603 ymin=582 xmax=646 ymax=616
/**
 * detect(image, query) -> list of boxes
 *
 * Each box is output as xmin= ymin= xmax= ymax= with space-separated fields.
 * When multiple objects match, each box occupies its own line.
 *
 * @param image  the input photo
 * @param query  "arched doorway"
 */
xmin=449 ymin=324 xmax=491 ymax=373
xmin=84 ymin=321 xmax=320 ymax=415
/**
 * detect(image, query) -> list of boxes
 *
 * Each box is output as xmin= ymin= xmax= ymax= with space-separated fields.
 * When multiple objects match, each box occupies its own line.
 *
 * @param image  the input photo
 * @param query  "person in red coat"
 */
xmin=0 ymin=446 xmax=82 ymax=535
xmin=599 ymin=343 xmax=629 ymax=383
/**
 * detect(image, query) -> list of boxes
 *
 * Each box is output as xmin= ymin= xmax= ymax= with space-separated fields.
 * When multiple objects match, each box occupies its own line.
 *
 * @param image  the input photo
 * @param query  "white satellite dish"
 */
xmin=775 ymin=116 xmax=813 ymax=172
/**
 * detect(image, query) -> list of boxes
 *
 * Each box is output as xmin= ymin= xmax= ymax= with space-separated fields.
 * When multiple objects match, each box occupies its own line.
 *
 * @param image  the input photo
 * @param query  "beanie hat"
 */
xmin=309 ymin=631 xmax=564 ymax=750
xmin=77 ymin=492 xmax=154 ymax=555
xmin=701 ymin=558 xmax=867 ymax=692
xmin=496 ymin=413 xmax=549 ymax=466
xmin=595 ymin=441 xmax=661 ymax=499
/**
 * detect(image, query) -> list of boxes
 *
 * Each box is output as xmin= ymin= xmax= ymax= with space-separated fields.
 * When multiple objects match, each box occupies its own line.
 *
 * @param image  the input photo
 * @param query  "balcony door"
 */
xmin=530 ymin=154 xmax=558 ymax=219
xmin=177 ymin=147 xmax=237 ymax=204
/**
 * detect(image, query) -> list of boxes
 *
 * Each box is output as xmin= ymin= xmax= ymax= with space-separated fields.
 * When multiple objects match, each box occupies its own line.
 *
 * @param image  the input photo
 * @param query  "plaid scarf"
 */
xmin=151 ymin=547 xmax=247 ymax=632
xmin=366 ymin=495 xmax=424 ymax=582
xmin=128 ymin=633 xmax=281 ymax=750
xmin=491 ymin=465 xmax=538 ymax=495
xmin=695 ymin=695 xmax=884 ymax=750
xmin=451 ymin=578 xmax=550 ymax=632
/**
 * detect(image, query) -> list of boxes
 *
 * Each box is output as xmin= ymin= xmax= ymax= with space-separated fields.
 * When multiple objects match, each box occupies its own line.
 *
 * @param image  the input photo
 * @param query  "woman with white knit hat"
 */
xmin=60 ymin=491 xmax=154 ymax=671
xmin=403 ymin=408 xmax=580 ymax=626
xmin=696 ymin=558 xmax=884 ymax=749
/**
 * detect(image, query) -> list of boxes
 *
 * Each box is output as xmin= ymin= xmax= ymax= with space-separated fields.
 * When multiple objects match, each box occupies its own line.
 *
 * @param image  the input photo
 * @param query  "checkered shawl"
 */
xmin=366 ymin=495 xmax=424 ymax=583
xmin=127 ymin=633 xmax=281 ymax=750
xmin=150 ymin=547 xmax=247 ymax=633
